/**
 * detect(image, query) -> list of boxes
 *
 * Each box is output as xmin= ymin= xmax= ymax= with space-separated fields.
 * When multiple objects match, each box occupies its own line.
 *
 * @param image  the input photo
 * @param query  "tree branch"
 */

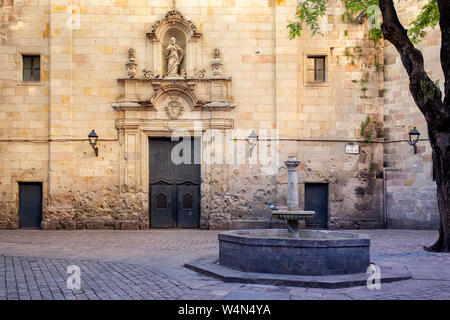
xmin=438 ymin=0 xmax=450 ymax=107
xmin=379 ymin=0 xmax=448 ymax=129
xmin=379 ymin=0 xmax=424 ymax=81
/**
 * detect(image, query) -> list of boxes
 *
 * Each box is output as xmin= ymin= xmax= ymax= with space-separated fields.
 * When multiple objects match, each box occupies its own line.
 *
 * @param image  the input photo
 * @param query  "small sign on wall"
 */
xmin=345 ymin=144 xmax=359 ymax=154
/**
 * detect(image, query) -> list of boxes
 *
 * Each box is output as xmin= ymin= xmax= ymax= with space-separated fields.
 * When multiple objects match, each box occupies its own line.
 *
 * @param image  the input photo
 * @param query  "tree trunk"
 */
xmin=379 ymin=0 xmax=450 ymax=252
xmin=426 ymin=142 xmax=450 ymax=252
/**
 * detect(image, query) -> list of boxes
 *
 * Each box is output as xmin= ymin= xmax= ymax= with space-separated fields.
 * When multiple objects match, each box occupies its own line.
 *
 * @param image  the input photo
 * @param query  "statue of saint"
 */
xmin=166 ymin=37 xmax=184 ymax=77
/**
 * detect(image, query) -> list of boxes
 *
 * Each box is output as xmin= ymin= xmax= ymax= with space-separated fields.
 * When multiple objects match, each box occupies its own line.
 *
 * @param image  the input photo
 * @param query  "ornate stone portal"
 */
xmin=111 ymin=10 xmax=236 ymax=220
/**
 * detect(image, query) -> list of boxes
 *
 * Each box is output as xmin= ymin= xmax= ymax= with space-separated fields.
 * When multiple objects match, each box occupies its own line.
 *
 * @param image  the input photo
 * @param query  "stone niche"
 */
xmin=113 ymin=10 xmax=235 ymax=115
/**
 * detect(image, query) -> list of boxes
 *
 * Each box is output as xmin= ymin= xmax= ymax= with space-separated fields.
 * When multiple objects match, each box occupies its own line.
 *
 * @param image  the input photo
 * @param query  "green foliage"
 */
xmin=352 ymin=77 xmax=370 ymax=98
xmin=288 ymin=0 xmax=440 ymax=44
xmin=344 ymin=46 xmax=363 ymax=64
xmin=368 ymin=28 xmax=383 ymax=43
xmin=374 ymin=54 xmax=382 ymax=73
xmin=342 ymin=0 xmax=384 ymax=44
xmin=420 ymin=79 xmax=442 ymax=104
xmin=287 ymin=0 xmax=328 ymax=39
xmin=354 ymin=45 xmax=363 ymax=58
xmin=408 ymin=0 xmax=440 ymax=44
xmin=361 ymin=116 xmax=375 ymax=142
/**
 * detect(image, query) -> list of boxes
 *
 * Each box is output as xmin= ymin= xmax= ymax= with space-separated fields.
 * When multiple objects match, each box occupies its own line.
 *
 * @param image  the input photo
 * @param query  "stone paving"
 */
xmin=0 ymin=229 xmax=449 ymax=300
xmin=0 ymin=255 xmax=189 ymax=300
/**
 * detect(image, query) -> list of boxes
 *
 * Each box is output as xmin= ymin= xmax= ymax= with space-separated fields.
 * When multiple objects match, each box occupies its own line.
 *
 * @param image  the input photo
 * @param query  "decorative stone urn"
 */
xmin=126 ymin=48 xmax=137 ymax=78
xmin=210 ymin=48 xmax=223 ymax=78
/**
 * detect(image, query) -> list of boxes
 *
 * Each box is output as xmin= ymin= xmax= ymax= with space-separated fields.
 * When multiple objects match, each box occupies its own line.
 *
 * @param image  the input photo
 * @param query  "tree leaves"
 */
xmin=288 ymin=0 xmax=440 ymax=44
xmin=408 ymin=0 xmax=440 ymax=44
xmin=288 ymin=0 xmax=328 ymax=39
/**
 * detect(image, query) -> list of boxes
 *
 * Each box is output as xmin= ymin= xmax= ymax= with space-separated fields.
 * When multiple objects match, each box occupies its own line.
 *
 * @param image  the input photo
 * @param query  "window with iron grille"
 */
xmin=22 ymin=55 xmax=40 ymax=82
xmin=306 ymin=56 xmax=326 ymax=83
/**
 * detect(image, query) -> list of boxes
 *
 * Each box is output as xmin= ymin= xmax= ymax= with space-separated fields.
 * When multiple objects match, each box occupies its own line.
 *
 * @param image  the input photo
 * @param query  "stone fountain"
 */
xmin=186 ymin=157 xmax=412 ymax=287
xmin=271 ymin=156 xmax=315 ymax=237
xmin=217 ymin=156 xmax=371 ymax=276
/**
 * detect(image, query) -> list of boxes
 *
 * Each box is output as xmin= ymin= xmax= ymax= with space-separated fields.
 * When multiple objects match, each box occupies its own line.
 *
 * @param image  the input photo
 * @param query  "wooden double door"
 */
xmin=149 ymin=138 xmax=201 ymax=228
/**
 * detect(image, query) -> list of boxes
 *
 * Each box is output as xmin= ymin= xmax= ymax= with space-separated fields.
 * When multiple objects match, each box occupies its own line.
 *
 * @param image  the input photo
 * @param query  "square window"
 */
xmin=22 ymin=55 xmax=40 ymax=82
xmin=307 ymin=56 xmax=326 ymax=83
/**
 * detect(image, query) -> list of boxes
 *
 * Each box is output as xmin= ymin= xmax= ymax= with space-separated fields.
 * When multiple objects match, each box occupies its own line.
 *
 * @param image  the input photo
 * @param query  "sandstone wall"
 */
xmin=0 ymin=0 xmax=50 ymax=228
xmin=0 ymin=0 xmax=385 ymax=230
xmin=383 ymin=1 xmax=440 ymax=229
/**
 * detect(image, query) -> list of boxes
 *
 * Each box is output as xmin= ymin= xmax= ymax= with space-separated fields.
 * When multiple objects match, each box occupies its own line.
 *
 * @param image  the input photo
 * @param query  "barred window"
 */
xmin=22 ymin=55 xmax=40 ymax=82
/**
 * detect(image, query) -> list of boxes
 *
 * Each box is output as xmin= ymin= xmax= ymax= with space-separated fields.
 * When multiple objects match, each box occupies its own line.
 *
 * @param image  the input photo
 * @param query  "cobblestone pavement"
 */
xmin=0 ymin=229 xmax=449 ymax=300
xmin=0 ymin=255 xmax=189 ymax=300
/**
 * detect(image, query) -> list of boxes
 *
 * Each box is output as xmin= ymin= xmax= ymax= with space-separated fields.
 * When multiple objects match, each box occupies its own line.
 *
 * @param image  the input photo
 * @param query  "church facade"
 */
xmin=0 ymin=0 xmax=441 ymax=230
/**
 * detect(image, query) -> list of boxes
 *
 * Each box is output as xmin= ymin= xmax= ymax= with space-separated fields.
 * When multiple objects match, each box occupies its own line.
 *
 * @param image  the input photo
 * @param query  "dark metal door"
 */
xmin=149 ymin=138 xmax=200 ymax=228
xmin=150 ymin=185 xmax=173 ymax=228
xmin=177 ymin=185 xmax=200 ymax=229
xmin=18 ymin=182 xmax=42 ymax=229
xmin=305 ymin=183 xmax=328 ymax=228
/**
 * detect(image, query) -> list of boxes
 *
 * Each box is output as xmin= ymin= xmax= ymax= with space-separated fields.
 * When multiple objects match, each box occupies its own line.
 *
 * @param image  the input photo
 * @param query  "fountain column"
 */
xmin=285 ymin=156 xmax=300 ymax=211
xmin=285 ymin=156 xmax=300 ymax=236
xmin=272 ymin=156 xmax=314 ymax=237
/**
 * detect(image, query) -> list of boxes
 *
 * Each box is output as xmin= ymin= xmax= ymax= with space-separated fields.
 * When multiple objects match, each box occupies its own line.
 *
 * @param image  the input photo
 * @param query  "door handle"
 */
xmin=168 ymin=199 xmax=171 ymax=208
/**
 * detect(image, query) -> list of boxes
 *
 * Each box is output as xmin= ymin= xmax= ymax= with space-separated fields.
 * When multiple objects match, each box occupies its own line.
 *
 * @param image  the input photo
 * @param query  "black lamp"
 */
xmin=248 ymin=130 xmax=258 ymax=157
xmin=408 ymin=127 xmax=420 ymax=154
xmin=88 ymin=130 xmax=99 ymax=157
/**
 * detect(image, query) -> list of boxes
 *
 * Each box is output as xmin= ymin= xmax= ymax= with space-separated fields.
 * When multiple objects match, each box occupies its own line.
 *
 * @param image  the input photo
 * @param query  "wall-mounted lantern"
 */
xmin=408 ymin=127 xmax=420 ymax=154
xmin=248 ymin=130 xmax=258 ymax=157
xmin=88 ymin=130 xmax=99 ymax=157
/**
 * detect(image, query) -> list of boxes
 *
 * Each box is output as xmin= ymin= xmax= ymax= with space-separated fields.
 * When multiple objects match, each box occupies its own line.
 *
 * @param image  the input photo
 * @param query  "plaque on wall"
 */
xmin=345 ymin=144 xmax=359 ymax=154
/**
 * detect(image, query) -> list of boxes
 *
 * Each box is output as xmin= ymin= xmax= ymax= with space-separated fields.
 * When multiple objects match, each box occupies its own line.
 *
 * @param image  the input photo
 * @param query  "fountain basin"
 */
xmin=219 ymin=229 xmax=370 ymax=276
xmin=272 ymin=210 xmax=315 ymax=221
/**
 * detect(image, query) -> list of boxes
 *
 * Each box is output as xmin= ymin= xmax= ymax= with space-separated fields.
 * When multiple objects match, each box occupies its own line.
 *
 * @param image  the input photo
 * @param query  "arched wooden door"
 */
xmin=149 ymin=137 xmax=200 ymax=228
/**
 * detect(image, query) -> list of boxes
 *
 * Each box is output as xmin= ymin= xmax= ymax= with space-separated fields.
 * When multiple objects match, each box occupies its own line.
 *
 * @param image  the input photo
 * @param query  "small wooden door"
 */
xmin=305 ymin=183 xmax=328 ymax=229
xmin=18 ymin=182 xmax=42 ymax=229
xmin=149 ymin=138 xmax=200 ymax=228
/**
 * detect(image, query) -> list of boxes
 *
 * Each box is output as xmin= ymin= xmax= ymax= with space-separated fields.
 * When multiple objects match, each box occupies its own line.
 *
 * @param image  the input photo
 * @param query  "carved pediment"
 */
xmin=147 ymin=10 xmax=201 ymax=40
xmin=151 ymin=82 xmax=202 ymax=108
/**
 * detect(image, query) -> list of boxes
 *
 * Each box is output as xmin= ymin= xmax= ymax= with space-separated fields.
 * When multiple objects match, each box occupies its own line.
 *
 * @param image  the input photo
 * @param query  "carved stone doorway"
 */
xmin=149 ymin=137 xmax=201 ymax=228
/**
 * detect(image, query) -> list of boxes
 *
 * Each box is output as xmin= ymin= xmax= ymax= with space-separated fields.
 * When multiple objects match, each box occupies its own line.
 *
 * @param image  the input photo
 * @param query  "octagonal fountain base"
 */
xmin=218 ymin=229 xmax=370 ymax=276
xmin=185 ymin=256 xmax=411 ymax=289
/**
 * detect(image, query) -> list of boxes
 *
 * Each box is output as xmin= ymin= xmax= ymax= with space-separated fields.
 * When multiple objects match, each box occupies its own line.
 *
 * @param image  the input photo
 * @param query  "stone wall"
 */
xmin=383 ymin=1 xmax=440 ymax=229
xmin=0 ymin=0 xmax=50 ymax=228
xmin=1 ymin=0 xmax=385 ymax=230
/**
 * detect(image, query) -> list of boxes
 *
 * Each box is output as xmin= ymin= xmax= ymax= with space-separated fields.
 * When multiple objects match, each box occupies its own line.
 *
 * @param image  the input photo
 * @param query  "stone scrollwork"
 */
xmin=142 ymin=68 xmax=154 ymax=79
xmin=149 ymin=10 xmax=199 ymax=36
xmin=193 ymin=68 xmax=206 ymax=79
